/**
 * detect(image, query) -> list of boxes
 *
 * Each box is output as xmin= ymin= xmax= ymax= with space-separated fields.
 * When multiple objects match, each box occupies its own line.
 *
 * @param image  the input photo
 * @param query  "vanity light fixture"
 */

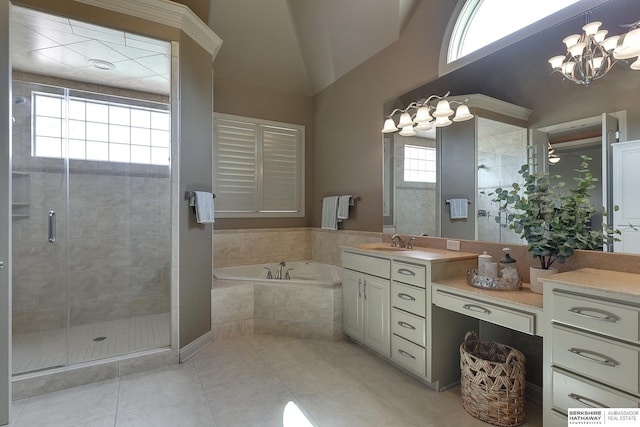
xmin=548 ymin=14 xmax=640 ymax=86
xmin=381 ymin=92 xmax=474 ymax=136
xmin=548 ymin=143 xmax=561 ymax=165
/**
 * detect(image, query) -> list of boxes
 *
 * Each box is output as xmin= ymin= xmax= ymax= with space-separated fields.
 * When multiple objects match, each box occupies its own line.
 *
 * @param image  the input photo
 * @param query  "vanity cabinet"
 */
xmin=342 ymin=244 xmax=477 ymax=390
xmin=342 ymin=252 xmax=391 ymax=357
xmin=544 ymin=269 xmax=640 ymax=426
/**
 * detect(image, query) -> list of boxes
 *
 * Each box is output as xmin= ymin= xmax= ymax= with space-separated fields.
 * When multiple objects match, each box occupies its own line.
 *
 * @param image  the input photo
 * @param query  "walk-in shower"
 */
xmin=11 ymin=7 xmax=173 ymax=376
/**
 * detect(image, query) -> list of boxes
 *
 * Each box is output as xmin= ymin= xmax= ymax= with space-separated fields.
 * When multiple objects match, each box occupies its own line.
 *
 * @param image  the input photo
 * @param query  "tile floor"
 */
xmin=8 ymin=335 xmax=542 ymax=426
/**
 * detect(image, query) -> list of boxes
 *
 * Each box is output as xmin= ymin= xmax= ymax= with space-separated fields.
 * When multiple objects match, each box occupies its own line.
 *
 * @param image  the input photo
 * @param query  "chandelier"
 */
xmin=548 ymin=16 xmax=640 ymax=86
xmin=381 ymin=92 xmax=474 ymax=136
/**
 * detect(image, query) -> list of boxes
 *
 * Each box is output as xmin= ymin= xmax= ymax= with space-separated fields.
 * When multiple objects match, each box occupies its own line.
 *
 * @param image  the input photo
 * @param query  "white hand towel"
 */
xmin=191 ymin=191 xmax=215 ymax=224
xmin=449 ymin=198 xmax=468 ymax=219
xmin=321 ymin=196 xmax=339 ymax=230
xmin=337 ymin=195 xmax=354 ymax=220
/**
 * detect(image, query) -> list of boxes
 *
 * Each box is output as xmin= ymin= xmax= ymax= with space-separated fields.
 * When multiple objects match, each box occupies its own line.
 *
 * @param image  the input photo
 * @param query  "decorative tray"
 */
xmin=466 ymin=269 xmax=522 ymax=291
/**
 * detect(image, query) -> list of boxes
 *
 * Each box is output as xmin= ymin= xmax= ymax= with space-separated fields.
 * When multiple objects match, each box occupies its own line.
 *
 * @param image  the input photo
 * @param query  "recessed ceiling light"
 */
xmin=89 ymin=59 xmax=115 ymax=70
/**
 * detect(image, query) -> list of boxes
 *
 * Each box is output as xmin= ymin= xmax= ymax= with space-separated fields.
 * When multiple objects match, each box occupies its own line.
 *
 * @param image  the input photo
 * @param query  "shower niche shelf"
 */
xmin=12 ymin=172 xmax=30 ymax=219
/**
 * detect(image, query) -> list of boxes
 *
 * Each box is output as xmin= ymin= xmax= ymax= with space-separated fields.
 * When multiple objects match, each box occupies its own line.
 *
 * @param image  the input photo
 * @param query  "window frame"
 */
xmin=31 ymin=90 xmax=171 ymax=167
xmin=403 ymin=144 xmax=436 ymax=184
xmin=213 ymin=112 xmax=305 ymax=219
xmin=439 ymin=0 xmax=611 ymax=78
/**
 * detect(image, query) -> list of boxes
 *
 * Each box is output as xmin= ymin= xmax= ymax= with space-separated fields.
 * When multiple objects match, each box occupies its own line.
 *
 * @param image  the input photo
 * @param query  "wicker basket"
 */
xmin=459 ymin=331 xmax=526 ymax=426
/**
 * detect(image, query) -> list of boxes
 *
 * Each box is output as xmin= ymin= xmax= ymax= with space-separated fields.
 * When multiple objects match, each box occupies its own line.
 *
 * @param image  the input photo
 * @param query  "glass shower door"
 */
xmin=12 ymin=83 xmax=69 ymax=374
xmin=64 ymin=89 xmax=172 ymax=365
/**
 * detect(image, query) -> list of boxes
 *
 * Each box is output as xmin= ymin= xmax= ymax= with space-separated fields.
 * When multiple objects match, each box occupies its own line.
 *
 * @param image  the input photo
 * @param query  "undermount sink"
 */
xmin=365 ymin=243 xmax=412 ymax=251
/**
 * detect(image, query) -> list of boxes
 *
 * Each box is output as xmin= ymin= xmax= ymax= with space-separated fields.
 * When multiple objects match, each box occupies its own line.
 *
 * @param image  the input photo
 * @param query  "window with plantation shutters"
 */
xmin=214 ymin=113 xmax=304 ymax=218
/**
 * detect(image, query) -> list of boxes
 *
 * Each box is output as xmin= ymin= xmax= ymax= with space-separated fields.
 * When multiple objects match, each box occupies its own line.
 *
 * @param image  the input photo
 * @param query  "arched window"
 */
xmin=440 ymin=0 xmax=610 ymax=76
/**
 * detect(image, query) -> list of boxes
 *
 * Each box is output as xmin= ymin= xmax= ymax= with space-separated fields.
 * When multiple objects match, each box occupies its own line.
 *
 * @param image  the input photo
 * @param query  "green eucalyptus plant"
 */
xmin=492 ymin=155 xmax=619 ymax=270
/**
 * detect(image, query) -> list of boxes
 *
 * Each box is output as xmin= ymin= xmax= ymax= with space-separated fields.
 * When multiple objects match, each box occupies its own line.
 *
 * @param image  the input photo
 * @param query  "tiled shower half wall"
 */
xmin=11 ymin=77 xmax=171 ymax=375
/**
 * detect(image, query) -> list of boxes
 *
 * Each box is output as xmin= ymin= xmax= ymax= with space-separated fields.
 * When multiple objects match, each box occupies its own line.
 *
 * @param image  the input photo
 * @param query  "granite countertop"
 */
xmin=343 ymin=243 xmax=478 ymax=263
xmin=433 ymin=277 xmax=543 ymax=310
xmin=543 ymin=268 xmax=640 ymax=298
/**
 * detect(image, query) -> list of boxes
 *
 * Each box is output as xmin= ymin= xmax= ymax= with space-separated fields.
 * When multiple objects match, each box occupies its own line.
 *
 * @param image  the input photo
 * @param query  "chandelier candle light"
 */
xmin=548 ymin=15 xmax=640 ymax=86
xmin=381 ymin=92 xmax=474 ymax=136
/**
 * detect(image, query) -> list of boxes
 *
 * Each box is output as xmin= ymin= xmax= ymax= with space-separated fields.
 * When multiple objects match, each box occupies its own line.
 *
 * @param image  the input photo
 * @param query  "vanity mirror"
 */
xmin=383 ymin=0 xmax=640 ymax=254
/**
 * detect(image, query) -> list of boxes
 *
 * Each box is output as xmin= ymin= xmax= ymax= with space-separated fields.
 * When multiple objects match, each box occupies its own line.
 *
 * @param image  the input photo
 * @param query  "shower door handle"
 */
xmin=48 ymin=211 xmax=56 ymax=243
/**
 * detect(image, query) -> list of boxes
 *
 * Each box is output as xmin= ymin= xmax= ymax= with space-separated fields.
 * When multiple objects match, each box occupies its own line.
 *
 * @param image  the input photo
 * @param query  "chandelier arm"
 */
xmin=620 ymin=19 xmax=640 ymax=29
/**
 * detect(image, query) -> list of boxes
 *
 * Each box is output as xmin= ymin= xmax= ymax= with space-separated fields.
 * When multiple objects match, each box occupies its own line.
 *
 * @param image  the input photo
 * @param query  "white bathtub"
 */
xmin=213 ymin=260 xmax=342 ymax=287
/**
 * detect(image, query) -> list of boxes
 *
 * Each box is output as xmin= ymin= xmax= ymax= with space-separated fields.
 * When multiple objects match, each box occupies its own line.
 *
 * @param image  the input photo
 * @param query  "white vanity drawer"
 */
xmin=552 ymin=326 xmax=640 ymax=395
xmin=391 ymin=282 xmax=425 ymax=317
xmin=432 ymin=289 xmax=535 ymax=335
xmin=391 ymin=334 xmax=426 ymax=377
xmin=342 ymin=251 xmax=390 ymax=279
xmin=391 ymin=261 xmax=426 ymax=288
xmin=552 ymin=290 xmax=639 ymax=343
xmin=391 ymin=308 xmax=426 ymax=346
xmin=552 ymin=368 xmax=640 ymax=413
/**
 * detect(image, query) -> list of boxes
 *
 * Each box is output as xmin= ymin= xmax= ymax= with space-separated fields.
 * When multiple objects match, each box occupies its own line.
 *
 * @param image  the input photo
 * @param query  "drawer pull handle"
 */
xmin=568 ymin=348 xmax=619 ymax=367
xmin=462 ymin=304 xmax=491 ymax=315
xmin=397 ymin=268 xmax=416 ymax=276
xmin=568 ymin=393 xmax=609 ymax=409
xmin=397 ymin=349 xmax=416 ymax=360
xmin=568 ymin=307 xmax=619 ymax=323
xmin=397 ymin=293 xmax=416 ymax=301
xmin=397 ymin=321 xmax=416 ymax=330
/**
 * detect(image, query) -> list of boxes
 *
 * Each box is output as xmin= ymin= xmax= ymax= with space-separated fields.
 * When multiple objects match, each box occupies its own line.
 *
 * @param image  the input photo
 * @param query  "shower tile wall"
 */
xmin=11 ymin=78 xmax=171 ymax=335
xmin=477 ymin=129 xmax=526 ymax=244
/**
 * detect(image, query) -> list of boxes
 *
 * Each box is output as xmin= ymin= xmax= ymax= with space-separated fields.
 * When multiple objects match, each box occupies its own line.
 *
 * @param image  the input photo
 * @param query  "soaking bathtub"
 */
xmin=211 ymin=260 xmax=343 ymax=340
xmin=213 ymin=260 xmax=342 ymax=287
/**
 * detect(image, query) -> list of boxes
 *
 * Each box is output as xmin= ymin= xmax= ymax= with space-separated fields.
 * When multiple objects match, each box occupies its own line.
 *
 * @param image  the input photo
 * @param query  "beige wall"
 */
xmin=311 ymin=1 xmax=458 ymax=231
xmin=312 ymin=0 xmax=640 ymax=232
xmin=178 ymin=35 xmax=214 ymax=348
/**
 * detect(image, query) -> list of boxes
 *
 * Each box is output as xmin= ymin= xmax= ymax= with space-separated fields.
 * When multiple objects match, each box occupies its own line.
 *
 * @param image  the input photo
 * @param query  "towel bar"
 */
xmin=445 ymin=198 xmax=471 ymax=204
xmin=185 ymin=191 xmax=216 ymax=200
xmin=320 ymin=195 xmax=360 ymax=202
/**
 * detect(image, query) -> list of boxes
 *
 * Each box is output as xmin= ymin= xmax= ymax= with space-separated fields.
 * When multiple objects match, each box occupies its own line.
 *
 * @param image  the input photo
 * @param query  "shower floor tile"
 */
xmin=13 ymin=313 xmax=171 ymax=375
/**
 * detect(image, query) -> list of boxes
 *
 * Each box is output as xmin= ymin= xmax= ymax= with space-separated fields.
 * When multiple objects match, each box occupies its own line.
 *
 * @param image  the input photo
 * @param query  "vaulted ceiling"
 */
xmin=10 ymin=0 xmax=419 ymax=97
xmin=208 ymin=0 xmax=419 ymax=95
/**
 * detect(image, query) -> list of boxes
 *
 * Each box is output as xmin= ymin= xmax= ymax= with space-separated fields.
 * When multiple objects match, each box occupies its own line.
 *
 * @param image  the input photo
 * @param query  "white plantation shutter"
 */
xmin=261 ymin=127 xmax=299 ymax=212
xmin=214 ymin=114 xmax=304 ymax=217
xmin=214 ymin=119 xmax=258 ymax=212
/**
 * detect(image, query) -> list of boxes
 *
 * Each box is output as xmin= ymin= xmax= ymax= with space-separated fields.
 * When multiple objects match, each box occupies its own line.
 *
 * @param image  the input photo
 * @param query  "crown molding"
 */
xmin=73 ymin=0 xmax=222 ymax=61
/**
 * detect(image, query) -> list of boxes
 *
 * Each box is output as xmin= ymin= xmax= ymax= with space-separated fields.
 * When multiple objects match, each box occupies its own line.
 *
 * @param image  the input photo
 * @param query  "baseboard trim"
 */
xmin=179 ymin=331 xmax=212 ymax=362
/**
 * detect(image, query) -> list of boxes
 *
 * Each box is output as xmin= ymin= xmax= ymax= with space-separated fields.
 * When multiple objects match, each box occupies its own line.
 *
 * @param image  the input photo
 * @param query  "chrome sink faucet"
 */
xmin=275 ymin=261 xmax=286 ymax=279
xmin=391 ymin=234 xmax=405 ymax=248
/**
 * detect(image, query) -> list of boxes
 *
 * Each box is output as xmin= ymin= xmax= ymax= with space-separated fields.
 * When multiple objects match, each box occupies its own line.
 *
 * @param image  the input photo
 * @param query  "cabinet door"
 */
xmin=363 ymin=274 xmax=391 ymax=357
xmin=342 ymin=269 xmax=364 ymax=341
